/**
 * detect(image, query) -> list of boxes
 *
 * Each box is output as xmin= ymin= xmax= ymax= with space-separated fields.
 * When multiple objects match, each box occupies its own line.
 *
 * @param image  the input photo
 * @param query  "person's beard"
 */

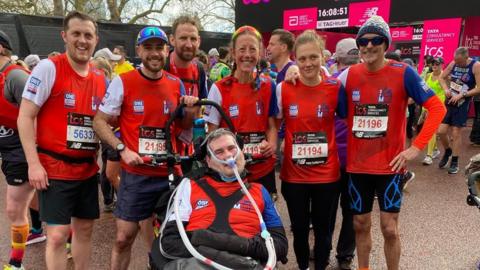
xmin=142 ymin=56 xmax=164 ymax=73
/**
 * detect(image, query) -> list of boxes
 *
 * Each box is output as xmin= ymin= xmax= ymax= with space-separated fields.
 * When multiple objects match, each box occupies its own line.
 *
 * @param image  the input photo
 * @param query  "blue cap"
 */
xmin=136 ymin=26 xmax=168 ymax=45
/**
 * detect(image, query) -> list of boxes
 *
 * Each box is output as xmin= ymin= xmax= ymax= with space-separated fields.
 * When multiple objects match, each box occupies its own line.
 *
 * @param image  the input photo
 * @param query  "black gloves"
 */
xmin=190 ymin=229 xmax=250 ymax=256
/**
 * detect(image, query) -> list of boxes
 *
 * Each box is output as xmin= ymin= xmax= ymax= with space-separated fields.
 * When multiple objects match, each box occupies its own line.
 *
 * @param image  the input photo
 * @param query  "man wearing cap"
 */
xmin=93 ymin=26 xmax=199 ymax=270
xmin=437 ymin=47 xmax=480 ymax=174
xmin=18 ymin=11 xmax=106 ymax=269
xmin=0 ymin=30 xmax=37 ymax=270
xmin=337 ymin=16 xmax=446 ymax=270
xmin=331 ymin=37 xmax=360 ymax=270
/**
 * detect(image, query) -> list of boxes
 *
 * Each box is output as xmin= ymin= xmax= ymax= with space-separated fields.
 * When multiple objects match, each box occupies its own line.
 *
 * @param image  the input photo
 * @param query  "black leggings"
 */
xmin=281 ymin=181 xmax=340 ymax=270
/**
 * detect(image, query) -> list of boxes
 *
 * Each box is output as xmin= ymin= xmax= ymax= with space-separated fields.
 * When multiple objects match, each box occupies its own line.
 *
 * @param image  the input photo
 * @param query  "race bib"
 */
xmin=66 ymin=113 xmax=98 ymax=150
xmin=138 ymin=126 xmax=166 ymax=156
xmin=239 ymin=132 xmax=265 ymax=155
xmin=292 ymin=132 xmax=328 ymax=166
xmin=450 ymin=81 xmax=467 ymax=93
xmin=352 ymin=104 xmax=389 ymax=139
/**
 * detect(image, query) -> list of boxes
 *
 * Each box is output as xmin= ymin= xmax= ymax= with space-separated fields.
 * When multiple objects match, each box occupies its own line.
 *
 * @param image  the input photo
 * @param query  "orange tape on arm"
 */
xmin=413 ymin=95 xmax=446 ymax=150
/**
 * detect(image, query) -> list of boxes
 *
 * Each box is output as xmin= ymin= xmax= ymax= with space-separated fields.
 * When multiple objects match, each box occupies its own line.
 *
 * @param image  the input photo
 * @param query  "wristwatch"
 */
xmin=116 ymin=143 xmax=125 ymax=152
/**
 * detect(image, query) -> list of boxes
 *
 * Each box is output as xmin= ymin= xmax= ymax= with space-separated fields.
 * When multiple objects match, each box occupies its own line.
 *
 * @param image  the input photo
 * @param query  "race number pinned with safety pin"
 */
xmin=66 ymin=113 xmax=98 ymax=150
xmin=239 ymin=132 xmax=265 ymax=155
xmin=352 ymin=104 xmax=388 ymax=138
xmin=138 ymin=126 xmax=167 ymax=156
xmin=292 ymin=132 xmax=328 ymax=165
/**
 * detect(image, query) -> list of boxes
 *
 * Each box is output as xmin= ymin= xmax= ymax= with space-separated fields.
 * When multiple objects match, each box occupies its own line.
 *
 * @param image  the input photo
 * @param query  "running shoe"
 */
xmin=448 ymin=161 xmax=459 ymax=174
xmin=402 ymin=171 xmax=415 ymax=191
xmin=439 ymin=150 xmax=452 ymax=169
xmin=26 ymin=228 xmax=47 ymax=245
xmin=432 ymin=149 xmax=441 ymax=159
xmin=3 ymin=265 xmax=24 ymax=270
xmin=422 ymin=156 xmax=433 ymax=165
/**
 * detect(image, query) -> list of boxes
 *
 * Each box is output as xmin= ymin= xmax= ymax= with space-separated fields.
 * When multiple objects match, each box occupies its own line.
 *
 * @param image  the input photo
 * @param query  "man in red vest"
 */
xmin=18 ymin=11 xmax=106 ymax=270
xmin=0 ymin=30 xmax=36 ymax=270
xmin=93 ymin=26 xmax=199 ymax=270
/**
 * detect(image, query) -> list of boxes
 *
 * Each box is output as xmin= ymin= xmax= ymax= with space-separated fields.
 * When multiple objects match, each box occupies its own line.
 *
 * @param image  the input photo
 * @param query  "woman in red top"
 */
xmin=204 ymin=26 xmax=278 ymax=197
xmin=276 ymin=30 xmax=347 ymax=270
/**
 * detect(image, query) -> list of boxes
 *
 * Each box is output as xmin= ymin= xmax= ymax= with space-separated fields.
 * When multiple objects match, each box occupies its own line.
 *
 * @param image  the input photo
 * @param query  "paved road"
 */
xmin=1 ymin=127 xmax=480 ymax=269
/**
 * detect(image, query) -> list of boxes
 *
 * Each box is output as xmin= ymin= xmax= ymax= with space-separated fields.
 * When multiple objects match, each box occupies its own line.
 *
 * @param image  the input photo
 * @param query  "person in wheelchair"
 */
xmin=153 ymin=128 xmax=288 ymax=269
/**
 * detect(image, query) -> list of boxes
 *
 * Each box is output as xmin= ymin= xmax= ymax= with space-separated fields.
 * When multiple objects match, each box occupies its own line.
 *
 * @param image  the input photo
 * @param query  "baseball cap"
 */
xmin=432 ymin=57 xmax=444 ymax=64
xmin=0 ymin=30 xmax=12 ymax=51
xmin=24 ymin=54 xmax=40 ymax=68
xmin=94 ymin=48 xmax=121 ymax=61
xmin=208 ymin=48 xmax=219 ymax=57
xmin=334 ymin=38 xmax=358 ymax=59
xmin=136 ymin=26 xmax=168 ymax=45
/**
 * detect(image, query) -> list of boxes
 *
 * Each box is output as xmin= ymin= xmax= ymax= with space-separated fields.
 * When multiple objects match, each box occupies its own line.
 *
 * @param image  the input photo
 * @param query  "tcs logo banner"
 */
xmin=242 ymin=0 xmax=270 ymax=4
xmin=418 ymin=18 xmax=462 ymax=73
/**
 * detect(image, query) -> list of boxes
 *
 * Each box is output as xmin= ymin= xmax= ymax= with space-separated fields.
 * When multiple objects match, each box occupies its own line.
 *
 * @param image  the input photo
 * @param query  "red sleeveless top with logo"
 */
xmin=216 ymin=77 xmax=276 ymax=181
xmin=345 ymin=61 xmax=411 ymax=174
xmin=280 ymin=78 xmax=342 ymax=184
xmin=186 ymin=176 xmax=264 ymax=238
xmin=119 ymin=70 xmax=182 ymax=177
xmin=36 ymin=54 xmax=106 ymax=180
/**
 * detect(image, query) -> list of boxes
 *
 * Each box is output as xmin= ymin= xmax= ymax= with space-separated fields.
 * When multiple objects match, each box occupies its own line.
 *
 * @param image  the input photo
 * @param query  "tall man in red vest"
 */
xmin=337 ymin=16 xmax=446 ymax=270
xmin=18 ymin=11 xmax=106 ymax=270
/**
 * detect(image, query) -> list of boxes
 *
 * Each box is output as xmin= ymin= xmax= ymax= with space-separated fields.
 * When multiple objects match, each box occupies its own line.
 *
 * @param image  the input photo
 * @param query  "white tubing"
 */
xmin=168 ymin=144 xmax=277 ymax=270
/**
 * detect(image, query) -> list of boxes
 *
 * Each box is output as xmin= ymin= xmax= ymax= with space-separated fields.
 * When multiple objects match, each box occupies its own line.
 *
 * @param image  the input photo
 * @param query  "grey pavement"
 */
xmin=1 ymin=127 xmax=480 ymax=269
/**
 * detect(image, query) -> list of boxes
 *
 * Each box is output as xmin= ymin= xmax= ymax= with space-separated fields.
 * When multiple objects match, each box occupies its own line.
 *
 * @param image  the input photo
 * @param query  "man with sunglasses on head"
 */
xmin=437 ymin=47 xmax=480 ymax=174
xmin=337 ymin=16 xmax=445 ymax=270
xmin=93 ymin=26 xmax=199 ymax=270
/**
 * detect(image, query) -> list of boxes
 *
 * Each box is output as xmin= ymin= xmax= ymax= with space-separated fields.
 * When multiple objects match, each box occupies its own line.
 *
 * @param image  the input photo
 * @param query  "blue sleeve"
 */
xmin=404 ymin=66 xmax=435 ymax=105
xmin=261 ymin=187 xmax=283 ymax=228
xmin=268 ymin=80 xmax=279 ymax=117
xmin=336 ymin=84 xmax=348 ymax=119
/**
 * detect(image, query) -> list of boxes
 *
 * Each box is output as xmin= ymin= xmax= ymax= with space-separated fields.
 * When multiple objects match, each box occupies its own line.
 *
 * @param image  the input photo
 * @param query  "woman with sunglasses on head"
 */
xmin=276 ymin=30 xmax=347 ymax=270
xmin=204 ymin=26 xmax=279 ymax=198
xmin=337 ymin=16 xmax=446 ymax=270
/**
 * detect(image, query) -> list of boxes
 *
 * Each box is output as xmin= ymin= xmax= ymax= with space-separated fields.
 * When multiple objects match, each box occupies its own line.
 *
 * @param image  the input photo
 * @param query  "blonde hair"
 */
xmin=293 ymin=30 xmax=325 ymax=60
xmin=92 ymin=57 xmax=113 ymax=80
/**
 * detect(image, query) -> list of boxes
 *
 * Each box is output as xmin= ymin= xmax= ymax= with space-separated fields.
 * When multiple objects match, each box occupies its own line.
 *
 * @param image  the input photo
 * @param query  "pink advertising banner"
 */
xmin=283 ymin=8 xmax=318 ymax=31
xmin=462 ymin=17 xmax=480 ymax=57
xmin=418 ymin=18 xmax=462 ymax=73
xmin=390 ymin=26 xmax=413 ymax=42
xmin=348 ymin=0 xmax=391 ymax=27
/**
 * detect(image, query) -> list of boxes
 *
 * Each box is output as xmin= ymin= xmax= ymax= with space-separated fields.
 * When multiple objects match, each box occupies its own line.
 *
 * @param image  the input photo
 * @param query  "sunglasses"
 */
xmin=357 ymin=36 xmax=386 ymax=47
xmin=232 ymin=25 xmax=262 ymax=41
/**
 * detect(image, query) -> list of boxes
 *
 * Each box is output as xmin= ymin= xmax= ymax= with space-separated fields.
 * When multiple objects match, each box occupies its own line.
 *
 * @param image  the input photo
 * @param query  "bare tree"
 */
xmin=177 ymin=0 xmax=234 ymax=32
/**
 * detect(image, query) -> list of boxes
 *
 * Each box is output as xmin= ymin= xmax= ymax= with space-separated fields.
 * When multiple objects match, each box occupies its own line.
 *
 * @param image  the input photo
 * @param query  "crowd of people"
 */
xmin=0 ymin=9 xmax=479 ymax=270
